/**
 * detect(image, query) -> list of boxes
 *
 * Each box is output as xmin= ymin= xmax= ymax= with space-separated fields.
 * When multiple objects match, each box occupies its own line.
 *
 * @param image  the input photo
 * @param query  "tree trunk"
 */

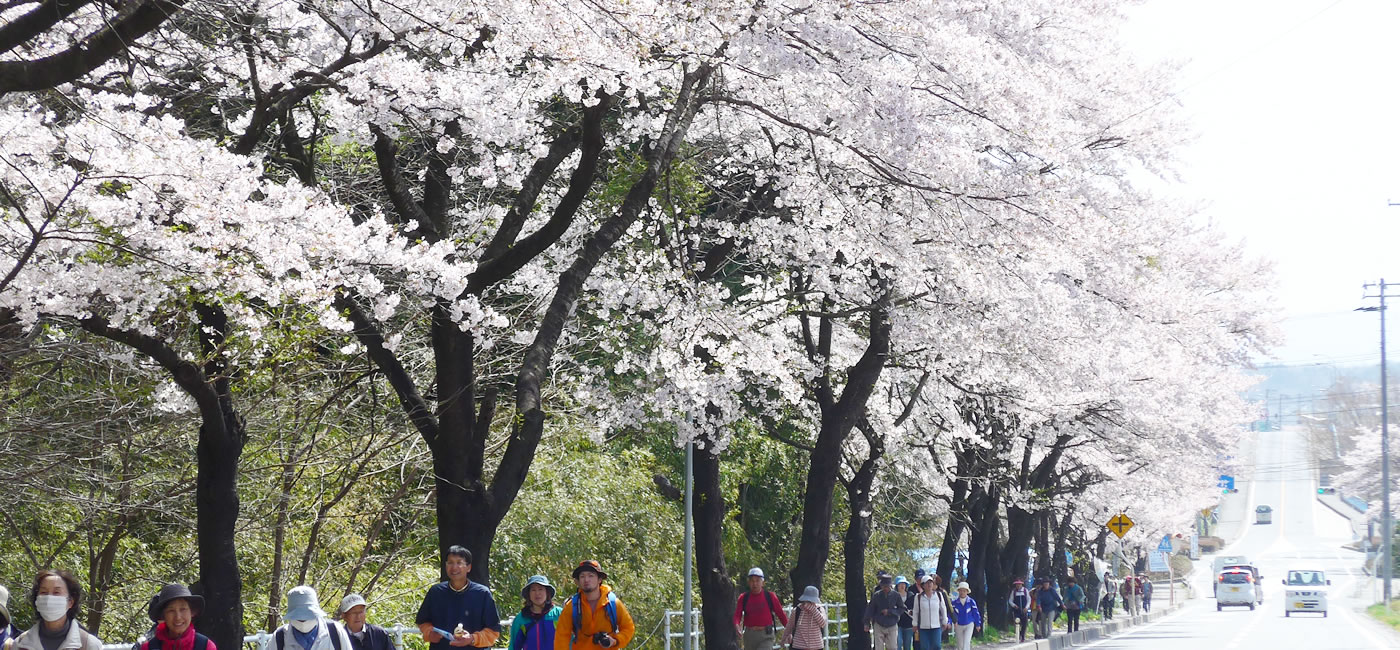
xmin=694 ymin=444 xmax=738 ymax=650
xmin=841 ymin=431 xmax=882 ymax=650
xmin=968 ymin=487 xmax=1004 ymax=629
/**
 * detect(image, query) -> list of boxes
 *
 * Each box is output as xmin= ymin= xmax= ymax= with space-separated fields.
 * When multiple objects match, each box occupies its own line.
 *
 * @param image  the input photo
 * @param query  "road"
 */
xmin=1087 ymin=426 xmax=1400 ymax=649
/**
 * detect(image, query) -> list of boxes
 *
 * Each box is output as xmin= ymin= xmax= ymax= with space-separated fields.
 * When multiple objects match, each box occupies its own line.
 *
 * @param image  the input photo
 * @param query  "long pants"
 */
xmin=1142 ymin=596 xmax=1152 ymax=613
xmin=898 ymin=626 xmax=913 ymax=650
xmin=915 ymin=628 xmax=941 ymax=650
xmin=1100 ymin=595 xmax=1114 ymax=619
xmin=872 ymin=623 xmax=898 ymax=650
xmin=1033 ymin=610 xmax=1053 ymax=639
xmin=741 ymin=627 xmax=775 ymax=650
xmin=953 ymin=623 xmax=974 ymax=650
xmin=1065 ymin=608 xmax=1080 ymax=632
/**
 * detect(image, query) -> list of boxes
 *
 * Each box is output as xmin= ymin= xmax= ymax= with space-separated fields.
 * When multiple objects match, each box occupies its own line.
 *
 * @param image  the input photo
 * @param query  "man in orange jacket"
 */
xmin=554 ymin=561 xmax=636 ymax=650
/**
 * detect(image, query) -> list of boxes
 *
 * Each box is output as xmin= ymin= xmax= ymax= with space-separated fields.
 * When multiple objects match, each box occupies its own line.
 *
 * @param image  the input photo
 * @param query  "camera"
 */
xmin=592 ymin=633 xmax=612 ymax=647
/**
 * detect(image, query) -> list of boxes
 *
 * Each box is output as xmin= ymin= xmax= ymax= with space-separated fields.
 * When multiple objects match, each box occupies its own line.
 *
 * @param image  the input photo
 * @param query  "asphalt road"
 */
xmin=1085 ymin=426 xmax=1400 ymax=649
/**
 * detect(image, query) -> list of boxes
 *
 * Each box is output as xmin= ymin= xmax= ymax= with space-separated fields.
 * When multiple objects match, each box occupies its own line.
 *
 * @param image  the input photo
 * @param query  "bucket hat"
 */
xmin=799 ymin=586 xmax=820 ymax=603
xmin=572 ymin=560 xmax=608 ymax=580
xmin=521 ymin=575 xmax=557 ymax=601
xmin=956 ymin=582 xmax=971 ymax=593
xmin=895 ymin=576 xmax=909 ymax=587
xmin=284 ymin=585 xmax=327 ymax=621
xmin=148 ymin=584 xmax=204 ymax=622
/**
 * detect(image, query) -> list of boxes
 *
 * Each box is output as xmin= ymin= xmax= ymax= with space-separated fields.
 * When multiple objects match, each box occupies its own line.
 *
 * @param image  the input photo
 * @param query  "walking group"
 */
xmin=0 ymin=547 xmax=634 ymax=650
xmin=1095 ymin=572 xmax=1152 ymax=620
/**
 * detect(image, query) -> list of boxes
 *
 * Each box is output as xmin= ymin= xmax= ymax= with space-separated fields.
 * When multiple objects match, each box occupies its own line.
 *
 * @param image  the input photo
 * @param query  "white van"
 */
xmin=1283 ymin=569 xmax=1329 ymax=617
xmin=1211 ymin=555 xmax=1250 ymax=597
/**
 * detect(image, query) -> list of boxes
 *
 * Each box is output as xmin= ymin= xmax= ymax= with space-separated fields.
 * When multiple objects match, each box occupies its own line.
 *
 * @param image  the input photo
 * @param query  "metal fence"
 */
xmin=662 ymin=604 xmax=849 ymax=650
xmin=104 ymin=624 xmax=492 ymax=650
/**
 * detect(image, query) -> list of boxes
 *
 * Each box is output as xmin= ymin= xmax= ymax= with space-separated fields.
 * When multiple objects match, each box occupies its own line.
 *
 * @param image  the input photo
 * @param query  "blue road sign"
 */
xmin=1157 ymin=535 xmax=1173 ymax=552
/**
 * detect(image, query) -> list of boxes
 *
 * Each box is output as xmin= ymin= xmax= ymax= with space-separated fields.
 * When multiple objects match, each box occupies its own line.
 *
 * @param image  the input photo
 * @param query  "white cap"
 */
xmin=747 ymin=567 xmax=764 ymax=579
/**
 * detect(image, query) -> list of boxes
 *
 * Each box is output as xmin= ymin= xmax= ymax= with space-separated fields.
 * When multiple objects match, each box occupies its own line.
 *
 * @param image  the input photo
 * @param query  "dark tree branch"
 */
xmin=0 ymin=0 xmax=187 ymax=95
xmin=335 ymin=293 xmax=439 ymax=444
xmin=0 ymin=0 xmax=93 ymax=55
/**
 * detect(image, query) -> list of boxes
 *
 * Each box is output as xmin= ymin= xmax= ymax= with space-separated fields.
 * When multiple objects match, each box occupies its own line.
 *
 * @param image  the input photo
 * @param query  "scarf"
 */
xmin=155 ymin=622 xmax=198 ymax=650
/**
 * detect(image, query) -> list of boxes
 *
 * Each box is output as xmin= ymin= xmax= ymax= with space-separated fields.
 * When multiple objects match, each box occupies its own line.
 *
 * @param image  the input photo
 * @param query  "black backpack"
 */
xmin=148 ymin=633 xmax=212 ymax=650
xmin=738 ymin=591 xmax=781 ymax=630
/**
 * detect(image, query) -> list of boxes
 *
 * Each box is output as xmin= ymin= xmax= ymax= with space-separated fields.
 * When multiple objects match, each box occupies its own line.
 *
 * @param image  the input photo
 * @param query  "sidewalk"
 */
xmin=983 ymin=601 xmax=1184 ymax=649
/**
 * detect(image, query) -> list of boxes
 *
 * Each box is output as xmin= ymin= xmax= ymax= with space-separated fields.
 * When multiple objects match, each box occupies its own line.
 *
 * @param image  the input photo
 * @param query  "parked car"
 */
xmin=1217 ymin=569 xmax=1258 ymax=610
xmin=1283 ymin=569 xmax=1329 ymax=617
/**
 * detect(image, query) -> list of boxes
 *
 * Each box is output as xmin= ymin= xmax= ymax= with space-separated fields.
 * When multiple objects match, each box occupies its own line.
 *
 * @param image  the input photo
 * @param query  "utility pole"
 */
xmin=1360 ymin=280 xmax=1397 ymax=604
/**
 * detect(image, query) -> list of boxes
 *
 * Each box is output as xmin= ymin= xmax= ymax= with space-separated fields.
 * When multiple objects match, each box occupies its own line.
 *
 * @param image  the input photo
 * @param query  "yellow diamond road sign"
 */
xmin=1107 ymin=513 xmax=1134 ymax=539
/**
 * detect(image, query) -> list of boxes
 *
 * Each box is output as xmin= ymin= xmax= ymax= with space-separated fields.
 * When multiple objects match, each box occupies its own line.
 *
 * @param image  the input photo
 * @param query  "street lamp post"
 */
xmin=1360 ymin=279 xmax=1396 ymax=604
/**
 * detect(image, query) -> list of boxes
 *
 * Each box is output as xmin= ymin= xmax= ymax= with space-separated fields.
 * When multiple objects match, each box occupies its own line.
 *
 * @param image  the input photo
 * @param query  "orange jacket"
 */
xmin=553 ymin=585 xmax=635 ymax=650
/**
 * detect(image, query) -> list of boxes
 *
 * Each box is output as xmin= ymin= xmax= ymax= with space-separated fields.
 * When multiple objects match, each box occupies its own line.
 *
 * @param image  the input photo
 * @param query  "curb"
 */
xmin=995 ymin=602 xmax=1182 ymax=649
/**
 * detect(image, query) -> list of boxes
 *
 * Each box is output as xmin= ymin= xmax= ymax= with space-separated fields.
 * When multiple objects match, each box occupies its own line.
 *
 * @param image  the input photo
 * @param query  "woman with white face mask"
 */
xmin=272 ymin=586 xmax=351 ymax=650
xmin=11 ymin=570 xmax=103 ymax=650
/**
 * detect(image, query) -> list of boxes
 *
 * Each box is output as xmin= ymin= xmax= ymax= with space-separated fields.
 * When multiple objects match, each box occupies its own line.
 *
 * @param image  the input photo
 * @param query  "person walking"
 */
xmin=1 ymin=585 xmax=21 ymax=650
xmin=416 ymin=546 xmax=503 ymax=650
xmin=733 ymin=568 xmax=787 ymax=650
xmin=1118 ymin=575 xmax=1136 ymax=617
xmin=1061 ymin=577 xmax=1084 ymax=634
xmin=948 ymin=584 xmax=980 ymax=650
xmin=10 ymin=570 xmax=104 ymax=650
xmin=929 ymin=577 xmax=953 ymax=647
xmin=864 ymin=572 xmax=901 ymax=650
xmin=1005 ymin=579 xmax=1030 ymax=642
xmin=909 ymin=576 xmax=949 ymax=650
xmin=1030 ymin=578 xmax=1061 ymax=640
xmin=1098 ymin=573 xmax=1115 ymax=620
xmin=337 ymin=595 xmax=392 ymax=650
xmin=272 ymin=586 xmax=353 ymax=650
xmin=780 ymin=587 xmax=826 ymax=650
xmin=555 ymin=561 xmax=636 ymax=650
xmin=1140 ymin=576 xmax=1153 ymax=613
xmin=509 ymin=576 xmax=561 ymax=650
xmin=140 ymin=584 xmax=214 ymax=650
xmin=894 ymin=577 xmax=914 ymax=650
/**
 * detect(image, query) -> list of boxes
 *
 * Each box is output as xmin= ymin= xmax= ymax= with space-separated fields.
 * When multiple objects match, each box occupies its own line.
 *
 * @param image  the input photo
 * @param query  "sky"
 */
xmin=1121 ymin=0 xmax=1400 ymax=370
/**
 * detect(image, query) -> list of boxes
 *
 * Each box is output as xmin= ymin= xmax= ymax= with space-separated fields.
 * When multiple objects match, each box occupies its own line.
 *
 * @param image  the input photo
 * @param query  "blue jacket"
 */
xmin=1034 ymin=588 xmax=1062 ymax=612
xmin=949 ymin=596 xmax=981 ymax=626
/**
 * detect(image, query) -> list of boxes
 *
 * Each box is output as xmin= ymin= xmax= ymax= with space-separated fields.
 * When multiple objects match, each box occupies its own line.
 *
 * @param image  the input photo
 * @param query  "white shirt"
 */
xmin=910 ymin=592 xmax=949 ymax=629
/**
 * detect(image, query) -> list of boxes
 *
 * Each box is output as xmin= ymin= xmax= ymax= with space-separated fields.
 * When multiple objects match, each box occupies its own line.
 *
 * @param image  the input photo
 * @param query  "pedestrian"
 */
xmin=337 ymin=594 xmax=392 ymax=650
xmin=733 ymin=568 xmax=787 ymax=650
xmin=1118 ymin=575 xmax=1136 ymax=617
xmin=1129 ymin=575 xmax=1143 ymax=616
xmin=780 ymin=587 xmax=826 ymax=650
xmin=1030 ymin=578 xmax=1061 ymax=640
xmin=1098 ymin=572 xmax=1115 ymax=620
xmin=1061 ymin=577 xmax=1084 ymax=634
xmin=929 ymin=577 xmax=952 ymax=646
xmin=1005 ymin=579 xmax=1030 ymax=642
xmin=948 ymin=584 xmax=980 ymax=650
xmin=1 ymin=585 xmax=20 ymax=650
xmin=272 ymin=586 xmax=352 ymax=650
xmin=509 ymin=576 xmax=561 ymax=650
xmin=417 ymin=546 xmax=503 ymax=650
xmin=910 ymin=576 xmax=949 ymax=650
xmin=140 ymin=584 xmax=214 ymax=650
xmin=863 ymin=572 xmax=901 ymax=650
xmin=1140 ymin=576 xmax=1153 ymax=613
xmin=894 ymin=577 xmax=914 ymax=650
xmin=555 ymin=560 xmax=635 ymax=650
xmin=10 ymin=569 xmax=104 ymax=650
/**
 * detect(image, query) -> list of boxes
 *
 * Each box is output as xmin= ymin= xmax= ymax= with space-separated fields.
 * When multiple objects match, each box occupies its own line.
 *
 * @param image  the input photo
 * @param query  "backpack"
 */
xmin=276 ymin=624 xmax=343 ymax=650
xmin=148 ymin=633 xmax=212 ymax=650
xmin=738 ymin=591 xmax=781 ymax=630
xmin=570 ymin=592 xmax=619 ymax=642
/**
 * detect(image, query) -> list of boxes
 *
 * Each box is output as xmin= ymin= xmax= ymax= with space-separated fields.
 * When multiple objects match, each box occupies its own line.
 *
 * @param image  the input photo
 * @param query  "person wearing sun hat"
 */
xmin=140 ymin=584 xmax=213 ymax=650
xmin=509 ymin=576 xmax=561 ymax=650
xmin=555 ymin=561 xmax=634 ymax=650
xmin=1 ymin=584 xmax=19 ymax=650
xmin=864 ymin=571 xmax=901 ymax=650
xmin=948 ymin=583 xmax=979 ymax=650
xmin=272 ymin=585 xmax=352 ymax=650
xmin=336 ymin=594 xmax=391 ymax=650
xmin=780 ymin=587 xmax=825 ymax=650
xmin=1005 ymin=578 xmax=1030 ymax=642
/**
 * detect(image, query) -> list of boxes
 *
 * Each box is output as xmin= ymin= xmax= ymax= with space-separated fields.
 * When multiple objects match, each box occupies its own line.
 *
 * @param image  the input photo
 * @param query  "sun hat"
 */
xmin=747 ymin=567 xmax=765 ymax=579
xmin=0 ymin=584 xmax=11 ymax=624
xmin=521 ymin=575 xmax=556 ymax=601
xmin=895 ymin=576 xmax=909 ymax=587
xmin=337 ymin=594 xmax=367 ymax=617
xmin=799 ymin=586 xmax=820 ymax=603
xmin=284 ymin=585 xmax=327 ymax=621
xmin=956 ymin=582 xmax=971 ymax=593
xmin=877 ymin=571 xmax=893 ymax=584
xmin=572 ymin=560 xmax=608 ymax=580
xmin=1012 ymin=579 xmax=1024 ymax=585
xmin=148 ymin=584 xmax=205 ymax=622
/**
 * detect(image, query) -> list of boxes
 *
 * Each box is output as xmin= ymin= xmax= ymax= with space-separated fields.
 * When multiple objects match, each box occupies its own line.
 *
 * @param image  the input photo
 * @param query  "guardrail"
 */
xmin=103 ymin=624 xmax=501 ymax=650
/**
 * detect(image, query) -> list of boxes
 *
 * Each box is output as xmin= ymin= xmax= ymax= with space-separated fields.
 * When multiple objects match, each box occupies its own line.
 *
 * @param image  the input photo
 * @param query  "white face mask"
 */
xmin=291 ymin=620 xmax=318 ymax=634
xmin=36 ymin=595 xmax=69 ymax=622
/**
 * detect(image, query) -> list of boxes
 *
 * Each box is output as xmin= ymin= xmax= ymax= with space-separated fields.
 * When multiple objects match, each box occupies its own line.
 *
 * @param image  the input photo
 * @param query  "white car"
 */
xmin=1217 ymin=570 xmax=1257 ymax=610
xmin=1283 ymin=569 xmax=1329 ymax=617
